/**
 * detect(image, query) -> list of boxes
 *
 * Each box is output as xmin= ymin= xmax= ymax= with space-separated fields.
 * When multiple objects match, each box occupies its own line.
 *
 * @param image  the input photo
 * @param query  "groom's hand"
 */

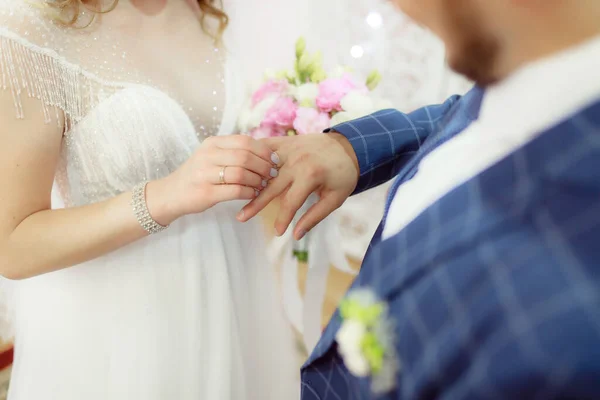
xmin=237 ymin=132 xmax=360 ymax=239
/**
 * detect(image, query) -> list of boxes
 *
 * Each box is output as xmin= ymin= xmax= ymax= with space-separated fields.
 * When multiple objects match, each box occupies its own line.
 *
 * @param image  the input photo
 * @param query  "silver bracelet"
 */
xmin=131 ymin=181 xmax=169 ymax=234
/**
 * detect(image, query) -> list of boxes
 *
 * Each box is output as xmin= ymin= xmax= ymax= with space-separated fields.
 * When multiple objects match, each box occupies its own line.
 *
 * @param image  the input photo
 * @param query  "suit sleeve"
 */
xmin=328 ymin=96 xmax=460 ymax=194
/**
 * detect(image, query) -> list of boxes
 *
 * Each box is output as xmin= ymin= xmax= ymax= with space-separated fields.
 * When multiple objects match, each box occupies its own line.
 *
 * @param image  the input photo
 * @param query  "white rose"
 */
xmin=330 ymin=111 xmax=353 ymax=126
xmin=340 ymin=91 xmax=375 ymax=116
xmin=238 ymin=96 xmax=277 ymax=132
xmin=252 ymin=96 xmax=277 ymax=123
xmin=294 ymin=83 xmax=319 ymax=106
xmin=375 ymin=98 xmax=394 ymax=110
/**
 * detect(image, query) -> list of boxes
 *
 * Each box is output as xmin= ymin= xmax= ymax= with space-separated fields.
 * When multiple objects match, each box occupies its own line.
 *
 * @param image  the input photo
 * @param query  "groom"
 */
xmin=240 ymin=0 xmax=600 ymax=398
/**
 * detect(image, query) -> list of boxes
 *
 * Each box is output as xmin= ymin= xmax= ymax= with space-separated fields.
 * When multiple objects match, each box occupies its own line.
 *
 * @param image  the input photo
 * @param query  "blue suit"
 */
xmin=300 ymin=87 xmax=600 ymax=399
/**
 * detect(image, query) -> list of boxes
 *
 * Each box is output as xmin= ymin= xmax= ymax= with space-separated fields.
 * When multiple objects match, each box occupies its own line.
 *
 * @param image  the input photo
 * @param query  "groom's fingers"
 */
xmin=260 ymin=137 xmax=290 ymax=164
xmin=237 ymin=173 xmax=291 ymax=222
xmin=274 ymin=182 xmax=315 ymax=236
xmin=294 ymin=194 xmax=345 ymax=239
xmin=261 ymin=137 xmax=288 ymax=151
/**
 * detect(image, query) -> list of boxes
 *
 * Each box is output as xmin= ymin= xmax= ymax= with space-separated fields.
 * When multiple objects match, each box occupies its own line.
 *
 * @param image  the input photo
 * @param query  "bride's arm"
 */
xmin=0 ymin=93 xmax=275 ymax=280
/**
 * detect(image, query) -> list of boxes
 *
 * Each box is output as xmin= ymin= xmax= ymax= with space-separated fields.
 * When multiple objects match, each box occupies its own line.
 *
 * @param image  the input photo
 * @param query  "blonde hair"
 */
xmin=47 ymin=0 xmax=228 ymax=37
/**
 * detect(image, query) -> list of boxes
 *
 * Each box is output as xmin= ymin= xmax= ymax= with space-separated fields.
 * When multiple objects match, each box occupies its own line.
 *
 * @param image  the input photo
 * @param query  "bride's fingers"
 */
xmin=260 ymin=137 xmax=288 ymax=163
xmin=237 ymin=173 xmax=291 ymax=222
xmin=206 ymin=135 xmax=278 ymax=165
xmin=212 ymin=184 xmax=258 ymax=204
xmin=212 ymin=149 xmax=276 ymax=180
xmin=209 ymin=166 xmax=265 ymax=189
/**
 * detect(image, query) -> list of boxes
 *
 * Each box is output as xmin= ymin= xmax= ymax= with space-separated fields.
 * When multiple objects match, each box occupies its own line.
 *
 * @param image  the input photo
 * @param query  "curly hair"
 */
xmin=47 ymin=0 xmax=228 ymax=37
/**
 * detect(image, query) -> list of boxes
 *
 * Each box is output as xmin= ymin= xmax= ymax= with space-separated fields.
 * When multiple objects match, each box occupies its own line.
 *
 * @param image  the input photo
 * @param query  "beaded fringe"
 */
xmin=0 ymin=32 xmax=88 ymax=205
xmin=0 ymin=32 xmax=91 ymax=129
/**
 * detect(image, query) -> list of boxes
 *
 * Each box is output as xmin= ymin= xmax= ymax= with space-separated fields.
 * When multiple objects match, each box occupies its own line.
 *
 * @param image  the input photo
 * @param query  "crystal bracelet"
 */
xmin=131 ymin=181 xmax=169 ymax=234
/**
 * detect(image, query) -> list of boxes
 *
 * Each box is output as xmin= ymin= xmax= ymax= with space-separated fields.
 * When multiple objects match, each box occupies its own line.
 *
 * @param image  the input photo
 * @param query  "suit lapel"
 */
xmin=374 ymin=161 xmax=536 ymax=299
xmin=371 ymin=98 xmax=600 ymax=299
xmin=383 ymin=87 xmax=484 ymax=216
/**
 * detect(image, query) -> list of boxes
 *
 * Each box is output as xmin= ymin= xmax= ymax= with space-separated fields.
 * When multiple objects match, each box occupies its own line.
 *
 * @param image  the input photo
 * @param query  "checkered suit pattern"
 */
xmin=301 ymin=94 xmax=600 ymax=399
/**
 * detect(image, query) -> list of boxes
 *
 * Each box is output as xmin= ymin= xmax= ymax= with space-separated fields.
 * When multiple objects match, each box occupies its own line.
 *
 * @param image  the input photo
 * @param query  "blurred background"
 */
xmin=0 ymin=0 xmax=472 ymax=396
xmin=231 ymin=0 xmax=471 ymax=258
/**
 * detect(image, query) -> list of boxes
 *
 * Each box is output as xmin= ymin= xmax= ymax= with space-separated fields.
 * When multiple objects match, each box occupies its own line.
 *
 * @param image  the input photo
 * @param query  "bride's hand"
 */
xmin=147 ymin=135 xmax=279 ymax=225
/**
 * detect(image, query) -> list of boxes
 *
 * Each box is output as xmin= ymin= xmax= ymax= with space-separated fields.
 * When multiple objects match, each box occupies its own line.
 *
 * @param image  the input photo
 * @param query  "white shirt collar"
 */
xmin=479 ymin=34 xmax=600 ymax=145
xmin=381 ymin=34 xmax=600 ymax=241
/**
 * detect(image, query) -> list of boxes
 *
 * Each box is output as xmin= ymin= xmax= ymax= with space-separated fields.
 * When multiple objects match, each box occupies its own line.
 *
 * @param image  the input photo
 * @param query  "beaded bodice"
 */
xmin=0 ymin=0 xmax=244 ymax=206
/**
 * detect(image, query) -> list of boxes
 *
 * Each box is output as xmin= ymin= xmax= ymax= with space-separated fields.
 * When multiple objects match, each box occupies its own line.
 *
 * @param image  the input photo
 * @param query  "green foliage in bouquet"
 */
xmin=294 ymin=37 xmax=327 ymax=84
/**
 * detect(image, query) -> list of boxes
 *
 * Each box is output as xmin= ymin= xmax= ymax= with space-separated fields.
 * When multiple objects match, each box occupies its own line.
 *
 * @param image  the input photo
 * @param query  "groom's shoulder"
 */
xmin=552 ymin=95 xmax=600 ymax=135
xmin=539 ymin=97 xmax=600 ymax=184
xmin=363 ymin=96 xmax=600 ymax=286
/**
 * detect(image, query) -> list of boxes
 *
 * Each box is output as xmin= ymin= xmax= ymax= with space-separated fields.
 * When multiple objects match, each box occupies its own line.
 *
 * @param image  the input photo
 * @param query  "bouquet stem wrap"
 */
xmin=291 ymin=195 xmax=315 ymax=262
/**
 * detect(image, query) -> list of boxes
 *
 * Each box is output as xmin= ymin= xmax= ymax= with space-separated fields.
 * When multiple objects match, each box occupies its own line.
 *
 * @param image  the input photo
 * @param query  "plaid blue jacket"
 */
xmin=301 ymin=88 xmax=600 ymax=399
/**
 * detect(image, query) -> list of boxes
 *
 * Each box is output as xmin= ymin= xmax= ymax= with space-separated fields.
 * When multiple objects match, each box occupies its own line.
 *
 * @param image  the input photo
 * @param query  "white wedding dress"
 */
xmin=0 ymin=1 xmax=298 ymax=399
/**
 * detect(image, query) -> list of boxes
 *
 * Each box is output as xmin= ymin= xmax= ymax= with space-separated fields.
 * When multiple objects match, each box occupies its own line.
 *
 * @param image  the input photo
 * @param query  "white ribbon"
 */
xmin=268 ymin=205 xmax=357 ymax=354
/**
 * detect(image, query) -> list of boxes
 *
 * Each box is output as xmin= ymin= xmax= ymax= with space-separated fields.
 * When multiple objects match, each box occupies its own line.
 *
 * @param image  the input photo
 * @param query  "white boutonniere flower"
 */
xmin=336 ymin=289 xmax=399 ymax=394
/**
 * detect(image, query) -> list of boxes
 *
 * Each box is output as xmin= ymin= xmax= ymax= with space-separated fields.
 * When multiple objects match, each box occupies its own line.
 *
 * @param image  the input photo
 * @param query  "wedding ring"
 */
xmin=219 ymin=166 xmax=227 ymax=184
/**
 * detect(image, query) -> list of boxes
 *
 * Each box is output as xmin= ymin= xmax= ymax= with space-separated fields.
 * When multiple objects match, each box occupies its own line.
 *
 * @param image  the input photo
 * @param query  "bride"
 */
xmin=0 ymin=0 xmax=298 ymax=398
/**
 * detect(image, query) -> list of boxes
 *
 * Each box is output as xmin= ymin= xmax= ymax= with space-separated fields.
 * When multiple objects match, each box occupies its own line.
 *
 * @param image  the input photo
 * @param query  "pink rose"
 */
xmin=251 ymin=80 xmax=289 ymax=107
xmin=316 ymin=73 xmax=368 ymax=113
xmin=293 ymin=107 xmax=331 ymax=135
xmin=249 ymin=125 xmax=286 ymax=139
xmin=263 ymin=97 xmax=298 ymax=129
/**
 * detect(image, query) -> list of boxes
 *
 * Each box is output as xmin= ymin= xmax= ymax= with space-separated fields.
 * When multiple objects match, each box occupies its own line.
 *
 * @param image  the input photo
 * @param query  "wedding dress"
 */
xmin=0 ymin=1 xmax=298 ymax=398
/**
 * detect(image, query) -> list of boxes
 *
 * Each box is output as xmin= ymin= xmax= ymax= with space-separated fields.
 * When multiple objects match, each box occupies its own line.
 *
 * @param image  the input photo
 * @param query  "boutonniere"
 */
xmin=336 ymin=289 xmax=399 ymax=394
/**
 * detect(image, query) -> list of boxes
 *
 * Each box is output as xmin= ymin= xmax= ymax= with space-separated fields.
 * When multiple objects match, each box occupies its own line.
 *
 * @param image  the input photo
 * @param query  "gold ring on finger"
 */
xmin=219 ymin=166 xmax=227 ymax=185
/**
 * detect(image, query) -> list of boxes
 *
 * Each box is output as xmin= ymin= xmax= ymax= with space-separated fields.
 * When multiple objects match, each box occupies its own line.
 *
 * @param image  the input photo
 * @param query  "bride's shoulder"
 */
xmin=0 ymin=1 xmax=87 ymax=124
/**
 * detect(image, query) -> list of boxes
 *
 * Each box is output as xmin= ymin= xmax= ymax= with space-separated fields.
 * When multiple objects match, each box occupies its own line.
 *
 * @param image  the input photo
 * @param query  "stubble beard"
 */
xmin=440 ymin=0 xmax=501 ymax=86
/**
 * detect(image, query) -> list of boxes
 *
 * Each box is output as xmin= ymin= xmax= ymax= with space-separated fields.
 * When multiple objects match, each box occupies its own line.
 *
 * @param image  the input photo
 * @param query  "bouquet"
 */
xmin=238 ymin=38 xmax=391 ymax=261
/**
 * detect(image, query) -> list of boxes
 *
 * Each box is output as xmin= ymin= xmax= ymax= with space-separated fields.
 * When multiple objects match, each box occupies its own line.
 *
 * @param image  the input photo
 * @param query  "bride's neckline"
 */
xmin=129 ymin=0 xmax=168 ymax=16
xmin=120 ymin=0 xmax=202 ymax=20
xmin=97 ymin=0 xmax=219 ymax=44
xmin=37 ymin=0 xmax=229 ymax=137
